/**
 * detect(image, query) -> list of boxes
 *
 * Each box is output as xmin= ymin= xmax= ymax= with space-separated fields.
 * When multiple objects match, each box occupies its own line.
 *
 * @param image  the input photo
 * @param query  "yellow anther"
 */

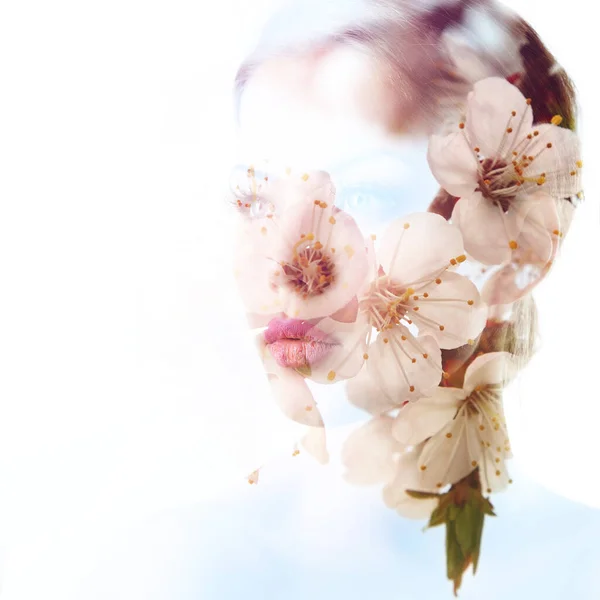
xmin=436 ymin=482 xmax=443 ymax=488
xmin=471 ymin=460 xmax=478 ymax=467
xmin=422 ymin=353 xmax=428 ymax=359
xmin=458 ymin=122 xmax=465 ymax=129
xmin=331 ymin=248 xmax=336 ymax=253
xmin=344 ymin=245 xmax=355 ymax=259
xmin=292 ymin=449 xmax=300 ymax=456
xmin=301 ymin=173 xmax=310 ymax=181
xmin=401 ymin=335 xmax=407 ymax=341
xmin=411 ymin=358 xmax=417 ymax=364
xmin=496 ymin=470 xmax=501 ymax=476
xmin=305 ymin=405 xmax=313 ymax=412
xmin=450 ymin=258 xmax=457 ymax=266
xmin=511 ymin=110 xmax=517 ymax=116
xmin=327 ymin=370 xmax=336 ymax=381
xmin=413 ymin=295 xmax=419 ymax=301
xmin=487 ymin=487 xmax=492 ymax=493
xmin=363 ymin=353 xmax=369 ymax=360
xmin=456 ymin=254 xmax=467 ymax=263
xmin=474 ymin=146 xmax=480 ymax=152
xmin=479 ymin=425 xmax=485 ymax=431
xmin=439 ymin=325 xmax=445 ymax=331
xmin=435 ymin=278 xmax=442 ymax=285
xmin=423 ymin=293 xmax=429 ymax=298
xmin=306 ymin=233 xmax=315 ymax=241
xmin=403 ymin=223 xmax=410 ymax=230
xmin=495 ymin=458 xmax=500 ymax=463
xmin=467 ymin=339 xmax=475 ymax=346
xmin=413 ymin=307 xmax=419 ymax=312
xmin=320 ymin=202 xmax=328 ymax=209
xmin=442 ymin=371 xmax=450 ymax=380
xmin=526 ymin=98 xmax=532 ymax=105
xmin=467 ymin=300 xmax=474 ymax=306
xmin=409 ymin=386 xmax=415 ymax=392
xmin=329 ymin=216 xmax=336 ymax=225
xmin=506 ymin=127 xmax=513 ymax=133
xmin=537 ymin=176 xmax=546 ymax=186
xmin=446 ymin=433 xmax=453 ymax=439
xmin=509 ymin=240 xmax=518 ymax=250
xmin=551 ymin=115 xmax=563 ymax=126
xmin=371 ymin=234 xmax=377 ymax=240
xmin=261 ymin=227 xmax=268 ymax=235
xmin=383 ymin=338 xmax=389 ymax=344
xmin=577 ymin=160 xmax=583 ymax=169
xmin=420 ymin=465 xmax=427 ymax=471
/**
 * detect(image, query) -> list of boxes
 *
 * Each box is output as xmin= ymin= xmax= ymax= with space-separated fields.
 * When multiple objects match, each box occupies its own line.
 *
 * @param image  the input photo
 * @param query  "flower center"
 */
xmin=280 ymin=243 xmax=335 ymax=299
xmin=477 ymin=158 xmax=520 ymax=211
xmin=359 ymin=277 xmax=412 ymax=332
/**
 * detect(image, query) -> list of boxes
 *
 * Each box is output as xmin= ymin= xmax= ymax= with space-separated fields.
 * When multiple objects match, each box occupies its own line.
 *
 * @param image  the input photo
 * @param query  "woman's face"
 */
xmin=231 ymin=62 xmax=453 ymax=427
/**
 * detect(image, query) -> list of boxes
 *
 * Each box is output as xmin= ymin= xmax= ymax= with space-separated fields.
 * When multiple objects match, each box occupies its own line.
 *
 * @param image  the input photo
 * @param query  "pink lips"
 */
xmin=264 ymin=318 xmax=336 ymax=369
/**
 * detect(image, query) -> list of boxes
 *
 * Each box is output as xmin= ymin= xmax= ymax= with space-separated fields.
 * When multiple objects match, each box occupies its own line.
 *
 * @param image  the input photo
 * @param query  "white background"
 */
xmin=0 ymin=0 xmax=598 ymax=597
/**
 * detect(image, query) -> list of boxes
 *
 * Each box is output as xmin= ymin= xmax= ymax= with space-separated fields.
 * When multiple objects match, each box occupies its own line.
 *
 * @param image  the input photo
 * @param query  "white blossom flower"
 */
xmin=428 ymin=77 xmax=582 ymax=266
xmin=393 ymin=352 xmax=517 ymax=494
xmin=234 ymin=189 xmax=369 ymax=320
xmin=336 ymin=212 xmax=486 ymax=408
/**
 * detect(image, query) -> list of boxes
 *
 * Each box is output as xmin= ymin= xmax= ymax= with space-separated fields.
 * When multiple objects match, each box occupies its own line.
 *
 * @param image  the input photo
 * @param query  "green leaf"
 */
xmin=428 ymin=504 xmax=448 ymax=529
xmin=446 ymin=520 xmax=467 ymax=596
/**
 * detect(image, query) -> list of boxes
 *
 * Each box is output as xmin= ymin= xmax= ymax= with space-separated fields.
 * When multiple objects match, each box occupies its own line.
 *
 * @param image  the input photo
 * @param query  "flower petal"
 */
xmin=267 ymin=371 xmax=324 ymax=427
xmin=463 ymin=351 xmax=517 ymax=393
xmin=392 ymin=387 xmax=465 ymax=446
xmin=427 ymin=132 xmax=480 ymax=198
xmin=466 ymin=77 xmax=533 ymax=158
xmin=342 ymin=416 xmax=406 ymax=486
xmin=347 ymin=330 xmax=442 ymax=413
xmin=379 ymin=212 xmax=465 ymax=284
xmin=382 ymin=449 xmax=439 ymax=519
xmin=417 ymin=412 xmax=482 ymax=488
xmin=306 ymin=316 xmax=368 ymax=384
xmin=301 ymin=425 xmax=329 ymax=465
xmin=521 ymin=124 xmax=582 ymax=197
xmin=414 ymin=271 xmax=487 ymax=349
xmin=452 ymin=193 xmax=513 ymax=265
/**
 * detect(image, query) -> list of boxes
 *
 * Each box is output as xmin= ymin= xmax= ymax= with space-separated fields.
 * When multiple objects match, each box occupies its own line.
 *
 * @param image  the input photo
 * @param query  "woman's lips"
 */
xmin=264 ymin=318 xmax=336 ymax=369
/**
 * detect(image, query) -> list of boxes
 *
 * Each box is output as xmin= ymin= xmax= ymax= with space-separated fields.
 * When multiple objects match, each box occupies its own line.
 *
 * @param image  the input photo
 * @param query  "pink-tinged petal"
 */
xmin=414 ymin=271 xmax=487 ymax=349
xmin=267 ymin=370 xmax=324 ymax=428
xmin=382 ymin=450 xmax=439 ymax=519
xmin=392 ymin=387 xmax=465 ymax=446
xmin=452 ymin=193 xmax=513 ymax=265
xmin=379 ymin=212 xmax=465 ymax=285
xmin=342 ymin=416 xmax=406 ymax=486
xmin=521 ymin=124 xmax=582 ymax=197
xmin=427 ymin=132 xmax=480 ymax=198
xmin=301 ymin=426 xmax=329 ymax=465
xmin=306 ymin=316 xmax=369 ymax=384
xmin=417 ymin=412 xmax=481 ymax=489
xmin=466 ymin=77 xmax=533 ymax=157
xmin=348 ymin=331 xmax=443 ymax=412
xmin=463 ymin=351 xmax=517 ymax=394
xmin=330 ymin=296 xmax=359 ymax=323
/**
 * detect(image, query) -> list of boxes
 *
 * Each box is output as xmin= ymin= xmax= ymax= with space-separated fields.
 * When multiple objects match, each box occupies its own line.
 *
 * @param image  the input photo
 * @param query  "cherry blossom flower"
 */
xmin=335 ymin=212 xmax=487 ymax=407
xmin=342 ymin=416 xmax=438 ymax=519
xmin=427 ymin=77 xmax=582 ymax=266
xmin=393 ymin=352 xmax=517 ymax=494
xmin=234 ymin=188 xmax=369 ymax=320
